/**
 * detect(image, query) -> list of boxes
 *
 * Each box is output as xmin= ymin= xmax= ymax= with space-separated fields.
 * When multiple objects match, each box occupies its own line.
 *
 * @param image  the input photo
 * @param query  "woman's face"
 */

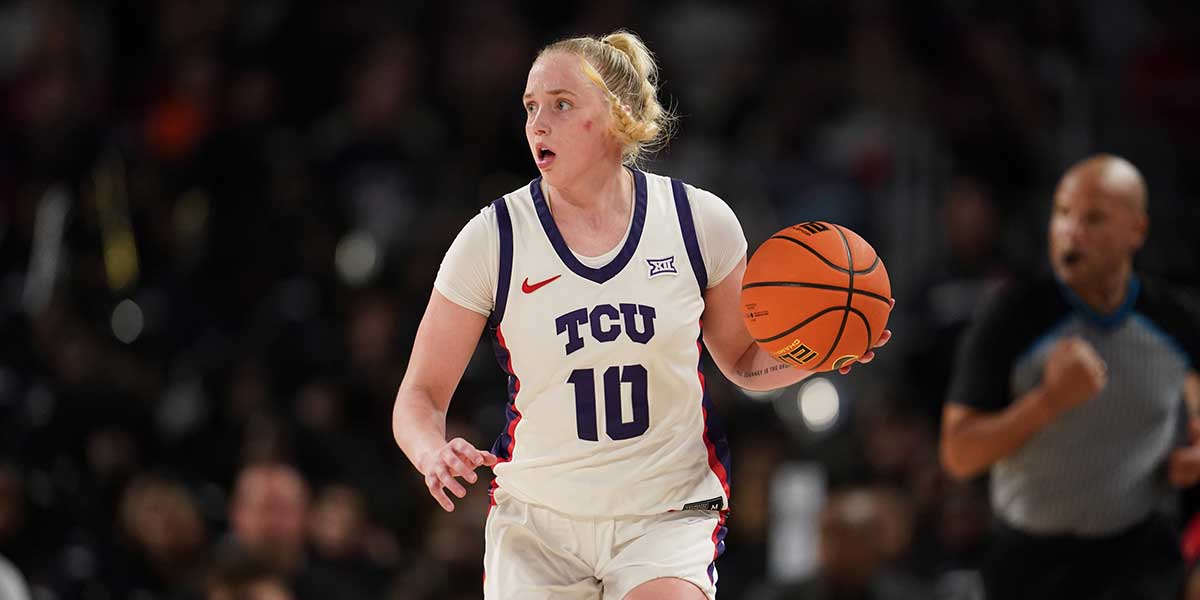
xmin=523 ymin=51 xmax=621 ymax=186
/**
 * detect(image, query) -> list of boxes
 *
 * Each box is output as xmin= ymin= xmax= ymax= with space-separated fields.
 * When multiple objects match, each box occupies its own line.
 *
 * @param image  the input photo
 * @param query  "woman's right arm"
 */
xmin=393 ymin=289 xmax=497 ymax=512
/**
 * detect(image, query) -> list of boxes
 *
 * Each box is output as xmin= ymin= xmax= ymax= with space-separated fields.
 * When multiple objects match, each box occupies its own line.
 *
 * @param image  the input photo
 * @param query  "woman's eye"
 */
xmin=557 ymin=100 xmax=570 ymax=110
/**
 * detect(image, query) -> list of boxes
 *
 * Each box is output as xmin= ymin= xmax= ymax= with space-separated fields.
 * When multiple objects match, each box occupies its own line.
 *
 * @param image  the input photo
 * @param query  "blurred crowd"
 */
xmin=1 ymin=1 xmax=1198 ymax=599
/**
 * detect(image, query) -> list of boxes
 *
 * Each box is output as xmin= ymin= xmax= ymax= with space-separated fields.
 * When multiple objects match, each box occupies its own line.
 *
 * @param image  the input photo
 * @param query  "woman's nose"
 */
xmin=529 ymin=109 xmax=550 ymax=136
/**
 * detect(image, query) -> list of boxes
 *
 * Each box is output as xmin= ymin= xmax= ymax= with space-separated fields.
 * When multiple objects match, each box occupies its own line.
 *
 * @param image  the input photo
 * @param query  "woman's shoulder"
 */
xmin=485 ymin=178 xmax=541 ymax=217
xmin=640 ymin=170 xmax=730 ymax=208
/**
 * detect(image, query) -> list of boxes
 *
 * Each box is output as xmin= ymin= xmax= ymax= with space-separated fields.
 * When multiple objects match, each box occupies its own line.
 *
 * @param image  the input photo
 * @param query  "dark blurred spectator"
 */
xmin=920 ymin=481 xmax=989 ymax=599
xmin=206 ymin=554 xmax=293 ymax=600
xmin=933 ymin=482 xmax=989 ymax=571
xmin=224 ymin=462 xmax=375 ymax=600
xmin=290 ymin=379 xmax=372 ymax=484
xmin=306 ymin=483 xmax=394 ymax=597
xmin=909 ymin=176 xmax=1011 ymax=420
xmin=226 ymin=463 xmax=309 ymax=576
xmin=109 ymin=474 xmax=208 ymax=597
xmin=143 ymin=50 xmax=219 ymax=164
xmin=316 ymin=34 xmax=429 ymax=253
xmin=1189 ymin=564 xmax=1200 ymax=600
xmin=1184 ymin=515 xmax=1200 ymax=599
xmin=769 ymin=487 xmax=929 ymax=600
xmin=1128 ymin=3 xmax=1200 ymax=143
xmin=390 ymin=444 xmax=490 ymax=600
xmin=343 ymin=292 xmax=404 ymax=417
xmin=5 ymin=0 xmax=106 ymax=181
xmin=0 ymin=464 xmax=29 ymax=568
xmin=308 ymin=484 xmax=364 ymax=561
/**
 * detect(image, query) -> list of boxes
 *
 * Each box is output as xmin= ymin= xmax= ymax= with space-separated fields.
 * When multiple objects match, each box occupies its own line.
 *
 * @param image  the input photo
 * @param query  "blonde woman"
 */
xmin=393 ymin=30 xmax=889 ymax=599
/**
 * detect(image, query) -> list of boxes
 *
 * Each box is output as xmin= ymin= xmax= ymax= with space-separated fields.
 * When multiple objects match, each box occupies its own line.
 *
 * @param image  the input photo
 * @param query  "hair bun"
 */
xmin=539 ymin=30 xmax=676 ymax=166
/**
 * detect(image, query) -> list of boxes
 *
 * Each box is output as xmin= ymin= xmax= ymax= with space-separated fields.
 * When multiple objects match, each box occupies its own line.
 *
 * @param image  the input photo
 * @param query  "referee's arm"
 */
xmin=939 ymin=285 xmax=1106 ymax=480
xmin=942 ymin=394 xmax=1053 ymax=480
xmin=1165 ymin=286 xmax=1200 ymax=489
xmin=1167 ymin=372 xmax=1200 ymax=487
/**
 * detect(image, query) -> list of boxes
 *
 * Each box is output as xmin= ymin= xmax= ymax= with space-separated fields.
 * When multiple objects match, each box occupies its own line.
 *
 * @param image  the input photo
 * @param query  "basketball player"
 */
xmin=392 ymin=31 xmax=891 ymax=600
xmin=941 ymin=155 xmax=1200 ymax=599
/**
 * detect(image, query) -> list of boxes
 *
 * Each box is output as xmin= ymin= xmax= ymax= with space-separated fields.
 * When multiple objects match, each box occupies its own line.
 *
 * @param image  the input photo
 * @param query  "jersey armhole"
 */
xmin=488 ymin=197 xmax=513 ymax=331
xmin=672 ymin=179 xmax=707 ymax=293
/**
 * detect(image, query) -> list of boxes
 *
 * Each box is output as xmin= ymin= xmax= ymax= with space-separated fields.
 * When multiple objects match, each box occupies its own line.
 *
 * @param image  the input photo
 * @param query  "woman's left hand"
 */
xmin=838 ymin=298 xmax=895 ymax=375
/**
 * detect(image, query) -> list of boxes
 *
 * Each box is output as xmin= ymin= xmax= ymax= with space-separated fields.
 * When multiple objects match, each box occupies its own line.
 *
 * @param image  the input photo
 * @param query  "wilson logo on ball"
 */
xmin=792 ymin=221 xmax=830 ymax=236
xmin=774 ymin=339 xmax=819 ymax=366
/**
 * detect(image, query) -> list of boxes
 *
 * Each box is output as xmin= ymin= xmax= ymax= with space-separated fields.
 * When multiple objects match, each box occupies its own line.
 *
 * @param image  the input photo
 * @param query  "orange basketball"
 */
xmin=741 ymin=221 xmax=892 ymax=373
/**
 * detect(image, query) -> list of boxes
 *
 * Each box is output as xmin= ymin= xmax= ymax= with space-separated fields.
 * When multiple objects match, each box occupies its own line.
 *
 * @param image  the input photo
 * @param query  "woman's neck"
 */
xmin=545 ymin=162 xmax=632 ymax=227
xmin=542 ymin=161 xmax=634 ymax=257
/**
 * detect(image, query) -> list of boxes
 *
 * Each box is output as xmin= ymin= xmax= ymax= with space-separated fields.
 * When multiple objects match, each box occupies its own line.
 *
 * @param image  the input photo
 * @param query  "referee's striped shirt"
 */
xmin=947 ymin=274 xmax=1200 ymax=536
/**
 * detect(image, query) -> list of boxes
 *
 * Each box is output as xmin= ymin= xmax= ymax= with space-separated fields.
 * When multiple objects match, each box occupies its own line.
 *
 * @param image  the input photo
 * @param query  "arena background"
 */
xmin=1 ymin=1 xmax=1199 ymax=599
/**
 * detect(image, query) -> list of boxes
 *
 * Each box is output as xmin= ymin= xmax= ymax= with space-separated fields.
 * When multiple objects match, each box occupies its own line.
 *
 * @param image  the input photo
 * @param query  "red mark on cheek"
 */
xmin=584 ymin=120 xmax=592 ymax=131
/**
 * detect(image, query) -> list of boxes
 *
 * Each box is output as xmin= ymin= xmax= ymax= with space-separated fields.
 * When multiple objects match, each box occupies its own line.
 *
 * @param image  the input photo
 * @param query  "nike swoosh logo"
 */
xmin=521 ymin=274 xmax=562 ymax=294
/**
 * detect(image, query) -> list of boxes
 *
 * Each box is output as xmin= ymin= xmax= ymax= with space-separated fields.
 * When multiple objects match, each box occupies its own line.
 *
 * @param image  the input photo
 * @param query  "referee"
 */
xmin=940 ymin=154 xmax=1200 ymax=599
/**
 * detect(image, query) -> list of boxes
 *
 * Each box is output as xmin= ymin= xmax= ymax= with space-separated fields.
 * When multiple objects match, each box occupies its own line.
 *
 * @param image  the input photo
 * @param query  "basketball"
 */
xmin=741 ymin=221 xmax=892 ymax=372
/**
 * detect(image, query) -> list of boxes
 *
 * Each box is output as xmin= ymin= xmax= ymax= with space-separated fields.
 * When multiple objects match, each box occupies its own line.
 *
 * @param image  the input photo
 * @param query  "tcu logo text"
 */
xmin=555 ymin=304 xmax=657 ymax=355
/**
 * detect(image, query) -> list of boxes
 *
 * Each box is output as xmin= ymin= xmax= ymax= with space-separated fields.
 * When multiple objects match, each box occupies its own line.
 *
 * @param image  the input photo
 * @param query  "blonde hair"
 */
xmin=539 ymin=30 xmax=676 ymax=166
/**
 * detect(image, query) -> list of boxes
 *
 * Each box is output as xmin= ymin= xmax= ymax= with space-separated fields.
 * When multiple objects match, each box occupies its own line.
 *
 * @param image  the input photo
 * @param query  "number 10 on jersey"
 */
xmin=567 ymin=365 xmax=649 ymax=441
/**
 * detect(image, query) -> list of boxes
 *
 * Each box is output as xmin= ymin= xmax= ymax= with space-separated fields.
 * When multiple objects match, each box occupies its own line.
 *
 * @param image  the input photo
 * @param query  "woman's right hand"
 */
xmin=416 ymin=437 xmax=499 ymax=511
xmin=393 ymin=290 xmax=494 ymax=512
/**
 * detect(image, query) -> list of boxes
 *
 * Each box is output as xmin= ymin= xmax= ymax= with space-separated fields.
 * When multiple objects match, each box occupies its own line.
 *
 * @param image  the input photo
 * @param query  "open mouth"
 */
xmin=535 ymin=144 xmax=556 ymax=167
xmin=1061 ymin=250 xmax=1082 ymax=266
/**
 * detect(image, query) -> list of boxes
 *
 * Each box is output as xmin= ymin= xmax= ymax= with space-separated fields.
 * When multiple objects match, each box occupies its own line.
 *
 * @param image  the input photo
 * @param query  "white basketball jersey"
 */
xmin=486 ymin=169 xmax=730 ymax=518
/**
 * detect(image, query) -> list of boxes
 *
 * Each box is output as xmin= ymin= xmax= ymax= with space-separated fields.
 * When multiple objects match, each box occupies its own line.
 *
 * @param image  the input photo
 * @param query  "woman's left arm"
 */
xmin=701 ymin=257 xmax=891 ymax=392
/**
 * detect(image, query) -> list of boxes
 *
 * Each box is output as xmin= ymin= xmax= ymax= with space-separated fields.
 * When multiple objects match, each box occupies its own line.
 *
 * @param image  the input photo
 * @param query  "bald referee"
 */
xmin=940 ymin=154 xmax=1200 ymax=599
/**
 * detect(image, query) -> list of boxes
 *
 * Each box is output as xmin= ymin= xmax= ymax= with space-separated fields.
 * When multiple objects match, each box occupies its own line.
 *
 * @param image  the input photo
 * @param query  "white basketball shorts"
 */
xmin=483 ymin=487 xmax=727 ymax=600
